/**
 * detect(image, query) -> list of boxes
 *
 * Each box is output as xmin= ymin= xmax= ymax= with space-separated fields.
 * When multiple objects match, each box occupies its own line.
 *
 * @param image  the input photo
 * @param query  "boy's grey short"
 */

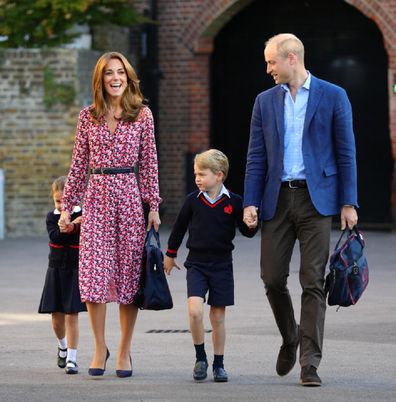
xmin=184 ymin=259 xmax=234 ymax=306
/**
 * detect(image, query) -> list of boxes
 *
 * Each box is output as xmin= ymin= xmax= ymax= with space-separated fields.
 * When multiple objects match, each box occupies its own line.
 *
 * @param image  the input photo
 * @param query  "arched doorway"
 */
xmin=210 ymin=0 xmax=393 ymax=225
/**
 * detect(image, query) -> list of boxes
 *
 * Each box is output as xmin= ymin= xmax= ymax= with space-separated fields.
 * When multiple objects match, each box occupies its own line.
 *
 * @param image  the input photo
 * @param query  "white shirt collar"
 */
xmin=281 ymin=71 xmax=311 ymax=92
xmin=54 ymin=206 xmax=81 ymax=215
xmin=198 ymin=184 xmax=230 ymax=200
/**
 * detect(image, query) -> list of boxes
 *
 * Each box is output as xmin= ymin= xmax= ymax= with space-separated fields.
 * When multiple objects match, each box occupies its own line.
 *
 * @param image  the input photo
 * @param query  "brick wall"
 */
xmin=0 ymin=49 xmax=98 ymax=237
xmin=153 ymin=2 xmax=207 ymax=221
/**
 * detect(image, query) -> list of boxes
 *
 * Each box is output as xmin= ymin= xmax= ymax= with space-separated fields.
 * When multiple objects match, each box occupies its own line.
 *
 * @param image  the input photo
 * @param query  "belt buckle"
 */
xmin=288 ymin=180 xmax=298 ymax=189
xmin=101 ymin=168 xmax=107 ymax=174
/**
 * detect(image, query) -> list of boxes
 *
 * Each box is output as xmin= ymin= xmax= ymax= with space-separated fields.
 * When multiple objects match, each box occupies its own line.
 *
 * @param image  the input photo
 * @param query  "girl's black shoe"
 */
xmin=57 ymin=347 xmax=67 ymax=369
xmin=65 ymin=360 xmax=78 ymax=374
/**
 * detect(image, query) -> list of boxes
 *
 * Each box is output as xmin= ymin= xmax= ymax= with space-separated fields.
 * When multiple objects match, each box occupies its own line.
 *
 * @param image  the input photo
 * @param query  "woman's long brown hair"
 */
xmin=90 ymin=52 xmax=144 ymax=122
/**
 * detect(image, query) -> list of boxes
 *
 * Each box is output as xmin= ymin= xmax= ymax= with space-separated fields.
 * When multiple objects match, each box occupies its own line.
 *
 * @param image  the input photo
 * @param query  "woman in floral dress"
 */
xmin=59 ymin=52 xmax=161 ymax=377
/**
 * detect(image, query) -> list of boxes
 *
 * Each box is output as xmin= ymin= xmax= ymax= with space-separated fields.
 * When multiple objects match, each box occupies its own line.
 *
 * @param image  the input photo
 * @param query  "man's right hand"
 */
xmin=243 ymin=206 xmax=258 ymax=229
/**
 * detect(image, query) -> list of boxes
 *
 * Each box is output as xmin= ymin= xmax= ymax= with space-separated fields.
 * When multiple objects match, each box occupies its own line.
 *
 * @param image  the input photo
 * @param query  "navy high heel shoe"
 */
xmin=116 ymin=355 xmax=132 ymax=378
xmin=88 ymin=348 xmax=110 ymax=376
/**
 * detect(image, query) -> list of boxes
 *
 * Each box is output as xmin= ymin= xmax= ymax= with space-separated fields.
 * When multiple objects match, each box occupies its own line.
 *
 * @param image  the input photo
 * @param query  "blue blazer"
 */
xmin=244 ymin=75 xmax=358 ymax=221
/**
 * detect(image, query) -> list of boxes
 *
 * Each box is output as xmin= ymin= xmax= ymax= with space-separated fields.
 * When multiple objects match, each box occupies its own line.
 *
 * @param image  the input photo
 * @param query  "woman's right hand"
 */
xmin=147 ymin=211 xmax=161 ymax=232
xmin=164 ymin=256 xmax=181 ymax=275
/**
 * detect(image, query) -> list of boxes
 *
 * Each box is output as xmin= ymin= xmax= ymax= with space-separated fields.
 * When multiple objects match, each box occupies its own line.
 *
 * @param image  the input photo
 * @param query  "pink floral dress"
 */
xmin=62 ymin=106 xmax=161 ymax=304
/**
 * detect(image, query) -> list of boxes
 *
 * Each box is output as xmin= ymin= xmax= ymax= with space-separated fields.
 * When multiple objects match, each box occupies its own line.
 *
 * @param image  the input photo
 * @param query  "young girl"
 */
xmin=38 ymin=176 xmax=86 ymax=374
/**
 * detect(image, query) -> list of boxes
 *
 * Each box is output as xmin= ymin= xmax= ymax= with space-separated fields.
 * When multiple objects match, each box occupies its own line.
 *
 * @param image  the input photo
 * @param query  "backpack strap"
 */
xmin=334 ymin=228 xmax=349 ymax=251
xmin=334 ymin=225 xmax=364 ymax=251
xmin=352 ymin=225 xmax=365 ymax=248
xmin=145 ymin=226 xmax=161 ymax=249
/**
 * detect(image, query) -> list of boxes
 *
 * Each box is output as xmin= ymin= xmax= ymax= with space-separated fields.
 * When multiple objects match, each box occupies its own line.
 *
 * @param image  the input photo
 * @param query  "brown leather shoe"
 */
xmin=276 ymin=333 xmax=299 ymax=376
xmin=300 ymin=365 xmax=322 ymax=386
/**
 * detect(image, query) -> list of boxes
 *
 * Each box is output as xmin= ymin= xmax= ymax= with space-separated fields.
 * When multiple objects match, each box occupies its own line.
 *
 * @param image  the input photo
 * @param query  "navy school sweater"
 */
xmin=166 ymin=190 xmax=257 ymax=262
xmin=46 ymin=209 xmax=82 ymax=270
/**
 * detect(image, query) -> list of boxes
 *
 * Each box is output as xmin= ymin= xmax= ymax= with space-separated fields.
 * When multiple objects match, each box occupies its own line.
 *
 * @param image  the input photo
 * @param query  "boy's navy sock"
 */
xmin=213 ymin=354 xmax=224 ymax=369
xmin=194 ymin=343 xmax=207 ymax=362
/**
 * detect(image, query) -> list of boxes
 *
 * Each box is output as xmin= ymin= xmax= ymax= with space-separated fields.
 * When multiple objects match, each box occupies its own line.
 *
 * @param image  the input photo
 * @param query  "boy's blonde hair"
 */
xmin=51 ymin=176 xmax=67 ymax=196
xmin=194 ymin=149 xmax=229 ymax=181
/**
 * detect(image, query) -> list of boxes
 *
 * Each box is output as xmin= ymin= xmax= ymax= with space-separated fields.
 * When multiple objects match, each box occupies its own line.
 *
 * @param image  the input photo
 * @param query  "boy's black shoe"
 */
xmin=276 ymin=329 xmax=299 ymax=376
xmin=193 ymin=360 xmax=208 ymax=381
xmin=300 ymin=365 xmax=322 ymax=387
xmin=213 ymin=367 xmax=228 ymax=382
xmin=57 ymin=347 xmax=67 ymax=369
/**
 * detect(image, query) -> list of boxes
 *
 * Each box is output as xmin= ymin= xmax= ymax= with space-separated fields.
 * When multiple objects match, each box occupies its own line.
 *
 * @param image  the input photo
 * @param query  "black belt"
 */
xmin=281 ymin=180 xmax=307 ymax=189
xmin=90 ymin=167 xmax=134 ymax=175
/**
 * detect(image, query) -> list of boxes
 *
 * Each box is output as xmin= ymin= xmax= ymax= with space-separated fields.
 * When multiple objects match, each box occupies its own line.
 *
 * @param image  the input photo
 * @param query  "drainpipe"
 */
xmin=139 ymin=0 xmax=162 ymax=219
xmin=140 ymin=0 xmax=162 ymax=138
xmin=0 ymin=169 xmax=4 ymax=239
xmin=150 ymin=0 xmax=161 ymax=137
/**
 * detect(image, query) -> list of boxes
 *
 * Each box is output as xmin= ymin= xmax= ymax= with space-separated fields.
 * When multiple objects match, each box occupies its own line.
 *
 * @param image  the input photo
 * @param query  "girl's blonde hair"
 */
xmin=194 ymin=149 xmax=229 ymax=181
xmin=51 ymin=176 xmax=67 ymax=196
xmin=90 ymin=51 xmax=144 ymax=123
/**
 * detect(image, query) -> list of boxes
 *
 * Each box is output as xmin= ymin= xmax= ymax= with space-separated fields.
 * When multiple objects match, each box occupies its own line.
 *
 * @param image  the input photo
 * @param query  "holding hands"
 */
xmin=243 ymin=206 xmax=259 ymax=229
xmin=58 ymin=210 xmax=70 ymax=233
xmin=58 ymin=210 xmax=81 ymax=233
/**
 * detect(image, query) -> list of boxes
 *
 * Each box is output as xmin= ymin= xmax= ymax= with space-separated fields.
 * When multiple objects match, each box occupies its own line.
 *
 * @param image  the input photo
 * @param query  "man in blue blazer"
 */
xmin=243 ymin=33 xmax=358 ymax=386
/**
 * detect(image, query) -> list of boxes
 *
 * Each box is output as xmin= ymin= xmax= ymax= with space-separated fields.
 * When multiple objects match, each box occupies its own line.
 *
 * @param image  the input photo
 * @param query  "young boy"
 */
xmin=164 ymin=149 xmax=257 ymax=382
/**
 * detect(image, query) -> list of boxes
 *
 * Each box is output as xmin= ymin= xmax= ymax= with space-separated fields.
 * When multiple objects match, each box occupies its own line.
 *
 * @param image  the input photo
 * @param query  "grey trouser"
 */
xmin=260 ymin=187 xmax=332 ymax=368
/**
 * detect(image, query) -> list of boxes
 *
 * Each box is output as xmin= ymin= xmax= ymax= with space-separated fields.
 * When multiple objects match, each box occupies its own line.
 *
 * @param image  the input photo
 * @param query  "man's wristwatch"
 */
xmin=343 ymin=204 xmax=355 ymax=208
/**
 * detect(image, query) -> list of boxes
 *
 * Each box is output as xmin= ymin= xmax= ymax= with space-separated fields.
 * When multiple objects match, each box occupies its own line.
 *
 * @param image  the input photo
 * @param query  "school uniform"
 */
xmin=38 ymin=207 xmax=87 ymax=314
xmin=166 ymin=186 xmax=256 ymax=306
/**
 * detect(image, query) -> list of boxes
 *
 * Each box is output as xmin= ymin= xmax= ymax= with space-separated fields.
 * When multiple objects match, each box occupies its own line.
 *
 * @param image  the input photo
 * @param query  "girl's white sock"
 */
xmin=67 ymin=348 xmax=77 ymax=362
xmin=57 ymin=337 xmax=67 ymax=357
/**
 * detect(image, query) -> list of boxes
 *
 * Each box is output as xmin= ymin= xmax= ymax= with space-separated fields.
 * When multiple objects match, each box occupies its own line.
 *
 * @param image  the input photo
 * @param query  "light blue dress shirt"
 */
xmin=198 ymin=184 xmax=230 ymax=204
xmin=281 ymin=73 xmax=311 ymax=181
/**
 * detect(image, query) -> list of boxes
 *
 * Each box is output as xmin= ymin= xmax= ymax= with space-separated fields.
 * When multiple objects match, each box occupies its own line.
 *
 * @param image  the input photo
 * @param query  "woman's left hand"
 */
xmin=59 ymin=210 xmax=71 ymax=227
xmin=147 ymin=211 xmax=161 ymax=232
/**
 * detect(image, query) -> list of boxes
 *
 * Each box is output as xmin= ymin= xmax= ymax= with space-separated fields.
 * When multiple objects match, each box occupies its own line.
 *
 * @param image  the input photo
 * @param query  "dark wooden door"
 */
xmin=211 ymin=0 xmax=392 ymax=224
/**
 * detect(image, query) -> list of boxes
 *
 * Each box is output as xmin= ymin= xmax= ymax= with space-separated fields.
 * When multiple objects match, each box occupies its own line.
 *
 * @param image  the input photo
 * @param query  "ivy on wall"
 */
xmin=43 ymin=67 xmax=76 ymax=109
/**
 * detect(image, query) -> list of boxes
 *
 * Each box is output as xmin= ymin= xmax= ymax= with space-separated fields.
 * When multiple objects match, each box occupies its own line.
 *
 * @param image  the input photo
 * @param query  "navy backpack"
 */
xmin=134 ymin=228 xmax=173 ymax=310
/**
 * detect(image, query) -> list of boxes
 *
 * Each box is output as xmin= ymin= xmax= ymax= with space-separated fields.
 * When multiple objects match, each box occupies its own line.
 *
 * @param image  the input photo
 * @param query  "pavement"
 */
xmin=0 ymin=228 xmax=395 ymax=401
